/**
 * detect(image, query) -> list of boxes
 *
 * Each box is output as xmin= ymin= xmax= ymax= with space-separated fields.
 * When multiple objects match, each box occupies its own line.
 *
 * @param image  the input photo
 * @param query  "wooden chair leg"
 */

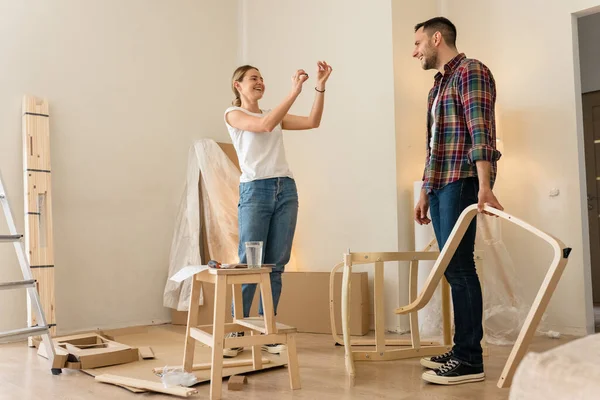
xmin=286 ymin=333 xmax=301 ymax=390
xmin=259 ymin=272 xmax=276 ymax=334
xmin=374 ymin=261 xmax=386 ymax=354
xmin=210 ymin=276 xmax=227 ymax=400
xmin=497 ymin=254 xmax=569 ymax=388
xmin=183 ymin=277 xmax=201 ymax=372
xmin=232 ymin=283 xmax=243 ymax=320
xmin=409 ymin=260 xmax=421 ymax=349
xmin=441 ymin=278 xmax=452 ymax=346
xmin=341 ymin=253 xmax=355 ymax=385
xmin=251 ymin=331 xmax=262 ymax=370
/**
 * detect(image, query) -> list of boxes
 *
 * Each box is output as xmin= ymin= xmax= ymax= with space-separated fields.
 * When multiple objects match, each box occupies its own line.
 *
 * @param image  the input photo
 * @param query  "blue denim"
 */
xmin=428 ymin=177 xmax=483 ymax=366
xmin=234 ymin=177 xmax=298 ymax=318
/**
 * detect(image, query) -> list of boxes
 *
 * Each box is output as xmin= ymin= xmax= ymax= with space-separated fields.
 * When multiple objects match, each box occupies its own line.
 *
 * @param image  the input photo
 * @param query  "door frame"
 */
xmin=572 ymin=7 xmax=600 ymax=335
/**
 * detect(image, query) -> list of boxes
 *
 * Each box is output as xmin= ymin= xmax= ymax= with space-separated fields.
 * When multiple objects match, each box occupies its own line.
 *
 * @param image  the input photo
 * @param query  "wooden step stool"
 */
xmin=183 ymin=266 xmax=301 ymax=400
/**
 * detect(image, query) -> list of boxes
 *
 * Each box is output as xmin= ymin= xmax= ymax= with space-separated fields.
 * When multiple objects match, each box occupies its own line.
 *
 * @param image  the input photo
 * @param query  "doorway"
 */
xmin=577 ymin=11 xmax=600 ymax=331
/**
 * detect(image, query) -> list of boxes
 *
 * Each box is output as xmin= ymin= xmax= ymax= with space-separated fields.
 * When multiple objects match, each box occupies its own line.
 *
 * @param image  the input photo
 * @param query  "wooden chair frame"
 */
xmin=332 ymin=245 xmax=486 ymax=386
xmin=330 ymin=246 xmax=486 ymax=349
xmin=340 ymin=205 xmax=571 ymax=388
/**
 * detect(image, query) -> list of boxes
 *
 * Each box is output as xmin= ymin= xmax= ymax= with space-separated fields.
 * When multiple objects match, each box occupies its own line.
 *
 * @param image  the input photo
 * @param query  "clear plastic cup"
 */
xmin=245 ymin=241 xmax=263 ymax=269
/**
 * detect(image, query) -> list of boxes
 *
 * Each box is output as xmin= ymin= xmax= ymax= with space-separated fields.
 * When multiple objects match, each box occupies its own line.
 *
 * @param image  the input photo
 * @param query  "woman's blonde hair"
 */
xmin=231 ymin=65 xmax=259 ymax=107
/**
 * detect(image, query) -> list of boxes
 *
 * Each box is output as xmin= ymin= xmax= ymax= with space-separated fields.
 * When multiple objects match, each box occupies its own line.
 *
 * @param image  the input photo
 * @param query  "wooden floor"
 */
xmin=0 ymin=325 xmax=574 ymax=400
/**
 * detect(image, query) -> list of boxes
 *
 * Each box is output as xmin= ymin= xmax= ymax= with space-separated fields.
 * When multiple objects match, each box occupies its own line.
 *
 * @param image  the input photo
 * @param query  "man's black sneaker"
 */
xmin=422 ymin=358 xmax=485 ymax=385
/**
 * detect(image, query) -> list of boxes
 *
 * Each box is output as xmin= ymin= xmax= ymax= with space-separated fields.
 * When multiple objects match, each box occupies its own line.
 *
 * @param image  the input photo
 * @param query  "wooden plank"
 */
xmin=153 ymin=357 xmax=271 ymax=374
xmin=22 ymin=95 xmax=56 ymax=340
xmin=138 ymin=346 xmax=154 ymax=359
xmin=189 ymin=327 xmax=214 ymax=347
xmin=233 ymin=317 xmax=296 ymax=334
xmin=353 ymin=345 xmax=452 ymax=361
xmin=350 ymin=251 xmax=439 ymax=263
xmin=409 ymin=260 xmax=421 ymax=349
xmin=95 ymin=374 xmax=197 ymax=397
xmin=373 ymin=261 xmax=386 ymax=354
xmin=227 ymin=375 xmax=248 ymax=391
xmin=208 ymin=266 xmax=272 ymax=275
xmin=223 ymin=333 xmax=288 ymax=348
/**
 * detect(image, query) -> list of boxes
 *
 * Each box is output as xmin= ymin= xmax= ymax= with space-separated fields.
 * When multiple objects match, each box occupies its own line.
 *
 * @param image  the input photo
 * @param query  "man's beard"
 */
xmin=422 ymin=51 xmax=438 ymax=70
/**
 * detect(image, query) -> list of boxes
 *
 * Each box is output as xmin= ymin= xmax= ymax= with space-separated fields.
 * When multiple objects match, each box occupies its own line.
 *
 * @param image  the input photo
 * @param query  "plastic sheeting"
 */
xmin=163 ymin=139 xmax=241 ymax=311
xmin=477 ymin=214 xmax=551 ymax=345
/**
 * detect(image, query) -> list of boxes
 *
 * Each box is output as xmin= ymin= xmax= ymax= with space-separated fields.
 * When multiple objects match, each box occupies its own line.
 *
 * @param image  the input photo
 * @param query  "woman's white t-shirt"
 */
xmin=224 ymin=107 xmax=294 ymax=183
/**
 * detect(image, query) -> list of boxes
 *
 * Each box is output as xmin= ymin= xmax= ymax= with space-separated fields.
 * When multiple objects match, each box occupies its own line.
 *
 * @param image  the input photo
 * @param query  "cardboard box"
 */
xmin=170 ymin=270 xmax=370 ymax=336
xmin=277 ymin=271 xmax=370 ymax=335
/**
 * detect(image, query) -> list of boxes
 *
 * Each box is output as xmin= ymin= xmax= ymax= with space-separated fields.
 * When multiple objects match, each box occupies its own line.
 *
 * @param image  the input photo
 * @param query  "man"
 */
xmin=412 ymin=17 xmax=503 ymax=385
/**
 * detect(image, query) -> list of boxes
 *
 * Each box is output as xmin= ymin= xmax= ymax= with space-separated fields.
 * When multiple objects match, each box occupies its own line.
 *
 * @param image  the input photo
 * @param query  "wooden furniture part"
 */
xmin=331 ymin=248 xmax=487 ymax=351
xmin=183 ymin=267 xmax=301 ymax=400
xmin=153 ymin=357 xmax=271 ymax=374
xmin=330 ymin=239 xmax=444 ymax=347
xmin=228 ymin=375 xmax=248 ymax=391
xmin=390 ymin=204 xmax=570 ymax=389
xmin=336 ymin=244 xmax=453 ymax=386
xmin=22 ymin=95 xmax=56 ymax=340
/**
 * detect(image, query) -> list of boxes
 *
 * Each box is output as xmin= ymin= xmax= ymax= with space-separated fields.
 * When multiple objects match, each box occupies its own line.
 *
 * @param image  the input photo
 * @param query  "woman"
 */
xmin=223 ymin=61 xmax=332 ymax=357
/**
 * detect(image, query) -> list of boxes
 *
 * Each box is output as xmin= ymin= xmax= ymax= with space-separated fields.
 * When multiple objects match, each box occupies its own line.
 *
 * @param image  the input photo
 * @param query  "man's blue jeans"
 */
xmin=234 ymin=177 xmax=298 ymax=317
xmin=428 ymin=177 xmax=483 ymax=366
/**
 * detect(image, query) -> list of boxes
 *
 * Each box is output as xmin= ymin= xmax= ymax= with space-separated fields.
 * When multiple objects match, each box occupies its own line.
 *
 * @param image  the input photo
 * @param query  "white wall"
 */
xmin=0 ymin=0 xmax=237 ymax=334
xmin=439 ymin=0 xmax=600 ymax=335
xmin=240 ymin=1 xmax=401 ymax=330
xmin=578 ymin=12 xmax=600 ymax=93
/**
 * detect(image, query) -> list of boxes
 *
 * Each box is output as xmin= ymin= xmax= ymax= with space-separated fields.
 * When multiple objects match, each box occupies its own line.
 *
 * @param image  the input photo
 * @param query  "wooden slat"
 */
xmin=22 ymin=95 xmax=56 ymax=339
xmin=353 ymin=345 xmax=452 ymax=362
xmin=153 ymin=357 xmax=271 ymax=374
xmin=233 ymin=317 xmax=296 ymax=334
xmin=409 ymin=260 xmax=421 ymax=349
xmin=350 ymin=251 xmax=439 ymax=263
xmin=189 ymin=327 xmax=214 ymax=347
xmin=373 ymin=262 xmax=386 ymax=354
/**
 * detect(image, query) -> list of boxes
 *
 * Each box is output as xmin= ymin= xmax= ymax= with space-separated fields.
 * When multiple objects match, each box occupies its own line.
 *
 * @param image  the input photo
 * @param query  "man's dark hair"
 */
xmin=414 ymin=17 xmax=457 ymax=48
